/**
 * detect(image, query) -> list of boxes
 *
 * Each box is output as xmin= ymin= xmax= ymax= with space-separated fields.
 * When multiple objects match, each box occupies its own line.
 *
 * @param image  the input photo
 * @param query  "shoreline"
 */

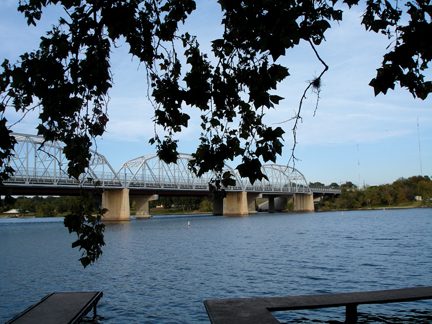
xmin=315 ymin=205 xmax=431 ymax=212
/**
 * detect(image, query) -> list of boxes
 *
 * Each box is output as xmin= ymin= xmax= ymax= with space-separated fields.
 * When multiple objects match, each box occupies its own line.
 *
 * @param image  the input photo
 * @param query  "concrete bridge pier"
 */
xmin=259 ymin=195 xmax=290 ymax=212
xmin=213 ymin=192 xmax=256 ymax=216
xmin=224 ymin=192 xmax=248 ymax=216
xmin=294 ymin=193 xmax=314 ymax=212
xmin=247 ymin=193 xmax=261 ymax=214
xmin=132 ymin=194 xmax=158 ymax=219
xmin=268 ymin=196 xmax=275 ymax=213
xmin=213 ymin=196 xmax=224 ymax=216
xmin=102 ymin=189 xmax=131 ymax=221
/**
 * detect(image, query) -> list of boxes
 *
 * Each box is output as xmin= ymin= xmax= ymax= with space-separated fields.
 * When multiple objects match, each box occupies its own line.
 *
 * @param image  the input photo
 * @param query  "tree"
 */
xmin=364 ymin=186 xmax=382 ymax=207
xmin=1 ymin=0 xmax=430 ymax=265
xmin=338 ymin=187 xmax=363 ymax=209
xmin=393 ymin=176 xmax=430 ymax=200
xmin=16 ymin=197 xmax=33 ymax=215
xmin=380 ymin=184 xmax=394 ymax=206
xmin=172 ymin=196 xmax=202 ymax=211
xmin=199 ymin=199 xmax=213 ymax=212
xmin=310 ymin=182 xmax=325 ymax=188
xmin=341 ymin=181 xmax=357 ymax=189
xmin=159 ymin=196 xmax=174 ymax=210
xmin=418 ymin=179 xmax=432 ymax=200
xmin=395 ymin=187 xmax=408 ymax=204
xmin=55 ymin=197 xmax=73 ymax=214
xmin=36 ymin=201 xmax=57 ymax=217
xmin=30 ymin=196 xmax=44 ymax=212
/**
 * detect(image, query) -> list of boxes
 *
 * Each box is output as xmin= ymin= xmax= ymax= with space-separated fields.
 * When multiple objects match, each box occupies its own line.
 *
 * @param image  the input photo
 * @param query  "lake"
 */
xmin=0 ymin=208 xmax=431 ymax=323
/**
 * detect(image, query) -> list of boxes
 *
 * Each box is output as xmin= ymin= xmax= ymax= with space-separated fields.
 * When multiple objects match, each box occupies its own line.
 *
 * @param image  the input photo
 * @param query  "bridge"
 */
xmin=3 ymin=133 xmax=340 ymax=219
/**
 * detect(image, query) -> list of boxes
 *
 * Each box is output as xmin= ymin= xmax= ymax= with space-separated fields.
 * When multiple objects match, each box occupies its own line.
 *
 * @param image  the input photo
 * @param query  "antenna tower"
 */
xmin=417 ymin=118 xmax=422 ymax=176
xmin=357 ymin=144 xmax=361 ymax=189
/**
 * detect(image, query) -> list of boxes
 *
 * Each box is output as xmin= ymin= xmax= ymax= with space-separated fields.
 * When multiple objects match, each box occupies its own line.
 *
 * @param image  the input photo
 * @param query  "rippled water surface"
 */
xmin=1 ymin=209 xmax=431 ymax=323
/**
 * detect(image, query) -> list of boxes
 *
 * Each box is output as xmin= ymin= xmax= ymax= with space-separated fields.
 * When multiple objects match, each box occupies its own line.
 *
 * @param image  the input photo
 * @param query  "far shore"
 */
xmin=1 ymin=203 xmax=430 ymax=218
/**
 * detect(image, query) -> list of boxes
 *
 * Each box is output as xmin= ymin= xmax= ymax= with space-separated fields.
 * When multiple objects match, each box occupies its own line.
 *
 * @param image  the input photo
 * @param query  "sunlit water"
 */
xmin=1 ymin=209 xmax=431 ymax=323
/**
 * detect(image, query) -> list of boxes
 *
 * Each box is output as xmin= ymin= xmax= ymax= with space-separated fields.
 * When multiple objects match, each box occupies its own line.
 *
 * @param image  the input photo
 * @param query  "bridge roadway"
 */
xmin=2 ymin=133 xmax=340 ymax=219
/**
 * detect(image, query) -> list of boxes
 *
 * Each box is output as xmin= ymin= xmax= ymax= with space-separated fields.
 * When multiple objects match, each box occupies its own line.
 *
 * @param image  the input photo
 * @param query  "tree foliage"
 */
xmin=147 ymin=195 xmax=211 ymax=212
xmin=1 ymin=0 xmax=430 ymax=265
xmin=11 ymin=195 xmax=98 ymax=216
xmin=1 ymin=0 xmax=431 ymax=185
xmin=318 ymin=175 xmax=432 ymax=210
xmin=63 ymin=191 xmax=106 ymax=268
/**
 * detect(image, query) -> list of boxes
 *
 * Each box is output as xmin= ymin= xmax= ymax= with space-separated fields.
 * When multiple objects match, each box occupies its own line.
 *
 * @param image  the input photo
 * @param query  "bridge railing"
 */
xmin=125 ymin=175 xmax=210 ymax=190
xmin=244 ymin=185 xmax=312 ymax=193
xmin=122 ymin=172 xmax=246 ymax=191
xmin=6 ymin=168 xmax=123 ymax=188
xmin=309 ymin=187 xmax=341 ymax=194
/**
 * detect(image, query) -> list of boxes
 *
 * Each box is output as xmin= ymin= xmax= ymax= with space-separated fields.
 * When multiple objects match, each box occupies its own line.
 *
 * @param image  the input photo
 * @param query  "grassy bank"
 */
xmin=360 ymin=201 xmax=425 ymax=209
xmin=0 ymin=212 xmax=70 ymax=218
xmin=0 ymin=212 xmax=38 ymax=218
xmin=316 ymin=200 xmax=430 ymax=212
xmin=147 ymin=208 xmax=212 ymax=215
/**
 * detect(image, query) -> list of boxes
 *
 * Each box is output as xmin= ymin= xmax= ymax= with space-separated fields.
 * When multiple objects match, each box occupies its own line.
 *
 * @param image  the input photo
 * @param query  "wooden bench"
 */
xmin=204 ymin=286 xmax=432 ymax=324
xmin=6 ymin=291 xmax=103 ymax=324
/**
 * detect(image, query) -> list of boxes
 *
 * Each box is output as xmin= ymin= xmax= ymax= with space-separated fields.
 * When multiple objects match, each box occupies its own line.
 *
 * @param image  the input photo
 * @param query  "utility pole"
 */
xmin=417 ymin=118 xmax=422 ymax=176
xmin=357 ymin=144 xmax=361 ymax=189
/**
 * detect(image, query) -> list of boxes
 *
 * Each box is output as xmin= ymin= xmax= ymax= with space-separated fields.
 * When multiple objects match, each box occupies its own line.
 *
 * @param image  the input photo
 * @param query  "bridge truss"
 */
xmin=117 ymin=154 xmax=244 ymax=191
xmin=3 ymin=133 xmax=333 ymax=194
xmin=242 ymin=165 xmax=311 ymax=193
xmin=5 ymin=133 xmax=122 ymax=189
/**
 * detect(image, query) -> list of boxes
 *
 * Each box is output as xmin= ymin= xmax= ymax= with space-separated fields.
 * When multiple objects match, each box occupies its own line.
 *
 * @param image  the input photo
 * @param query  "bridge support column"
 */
xmin=247 ymin=193 xmax=261 ymax=214
xmin=132 ymin=194 xmax=158 ymax=219
xmin=294 ymin=193 xmax=314 ymax=212
xmin=213 ymin=196 xmax=224 ymax=216
xmin=268 ymin=196 xmax=275 ymax=213
xmin=102 ymin=189 xmax=130 ymax=221
xmin=224 ymin=192 xmax=248 ymax=216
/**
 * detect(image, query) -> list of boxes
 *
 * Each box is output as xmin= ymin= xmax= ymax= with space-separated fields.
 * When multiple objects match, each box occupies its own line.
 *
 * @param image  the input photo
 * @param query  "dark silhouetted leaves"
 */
xmin=363 ymin=0 xmax=432 ymax=99
xmin=1 ymin=0 xmax=431 ymax=266
xmin=64 ymin=190 xmax=106 ymax=268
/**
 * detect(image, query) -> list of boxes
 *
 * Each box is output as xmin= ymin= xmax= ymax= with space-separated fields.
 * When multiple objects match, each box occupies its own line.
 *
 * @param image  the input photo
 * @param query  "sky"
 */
xmin=1 ymin=0 xmax=431 ymax=187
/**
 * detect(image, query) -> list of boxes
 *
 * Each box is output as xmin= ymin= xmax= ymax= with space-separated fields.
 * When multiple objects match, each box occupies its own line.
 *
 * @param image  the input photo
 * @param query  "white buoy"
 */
xmin=342 ymin=212 xmax=344 ymax=216
xmin=188 ymin=221 xmax=190 ymax=226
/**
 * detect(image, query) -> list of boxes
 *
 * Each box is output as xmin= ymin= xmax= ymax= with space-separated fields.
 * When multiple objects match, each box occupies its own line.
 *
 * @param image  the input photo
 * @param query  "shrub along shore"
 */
xmin=312 ymin=176 xmax=432 ymax=211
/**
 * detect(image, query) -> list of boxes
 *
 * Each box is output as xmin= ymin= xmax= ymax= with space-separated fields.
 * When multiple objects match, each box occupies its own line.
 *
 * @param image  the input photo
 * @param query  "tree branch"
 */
xmin=275 ymin=39 xmax=329 ymax=167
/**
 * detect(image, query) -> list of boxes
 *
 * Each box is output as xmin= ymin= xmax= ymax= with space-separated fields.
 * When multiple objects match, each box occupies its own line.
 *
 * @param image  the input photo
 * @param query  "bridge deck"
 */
xmin=204 ymin=286 xmax=432 ymax=324
xmin=6 ymin=291 xmax=103 ymax=324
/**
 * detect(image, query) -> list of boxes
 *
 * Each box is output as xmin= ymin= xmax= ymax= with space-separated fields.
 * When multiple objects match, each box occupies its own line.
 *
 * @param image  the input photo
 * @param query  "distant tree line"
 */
xmin=316 ymin=176 xmax=432 ymax=211
xmin=1 ymin=195 xmax=214 ymax=217
xmin=147 ymin=196 xmax=213 ymax=213
xmin=0 ymin=196 xmax=95 ymax=217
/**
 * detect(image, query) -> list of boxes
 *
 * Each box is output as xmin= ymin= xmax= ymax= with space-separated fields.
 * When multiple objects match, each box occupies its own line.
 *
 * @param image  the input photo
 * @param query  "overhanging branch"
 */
xmin=275 ymin=39 xmax=329 ymax=166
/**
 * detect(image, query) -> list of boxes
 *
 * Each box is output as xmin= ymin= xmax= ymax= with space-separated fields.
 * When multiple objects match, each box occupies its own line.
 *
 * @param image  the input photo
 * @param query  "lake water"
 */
xmin=1 ymin=209 xmax=431 ymax=323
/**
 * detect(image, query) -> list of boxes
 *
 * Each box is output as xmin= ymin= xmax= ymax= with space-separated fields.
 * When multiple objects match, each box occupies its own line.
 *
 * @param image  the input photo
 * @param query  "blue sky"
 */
xmin=1 ymin=0 xmax=431 ymax=187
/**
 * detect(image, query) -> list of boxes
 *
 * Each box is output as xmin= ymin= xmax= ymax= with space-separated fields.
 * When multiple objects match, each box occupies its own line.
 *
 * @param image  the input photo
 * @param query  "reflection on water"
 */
xmin=279 ymin=308 xmax=432 ymax=323
xmin=0 ymin=209 xmax=431 ymax=323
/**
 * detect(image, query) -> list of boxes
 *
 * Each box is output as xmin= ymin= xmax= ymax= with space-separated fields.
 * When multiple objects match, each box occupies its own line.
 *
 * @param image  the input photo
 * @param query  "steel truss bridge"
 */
xmin=3 ymin=133 xmax=340 ymax=195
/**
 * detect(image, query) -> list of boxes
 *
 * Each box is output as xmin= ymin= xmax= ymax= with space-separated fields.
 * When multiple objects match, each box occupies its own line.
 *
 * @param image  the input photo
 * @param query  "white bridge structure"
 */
xmin=3 ymin=133 xmax=340 ymax=219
